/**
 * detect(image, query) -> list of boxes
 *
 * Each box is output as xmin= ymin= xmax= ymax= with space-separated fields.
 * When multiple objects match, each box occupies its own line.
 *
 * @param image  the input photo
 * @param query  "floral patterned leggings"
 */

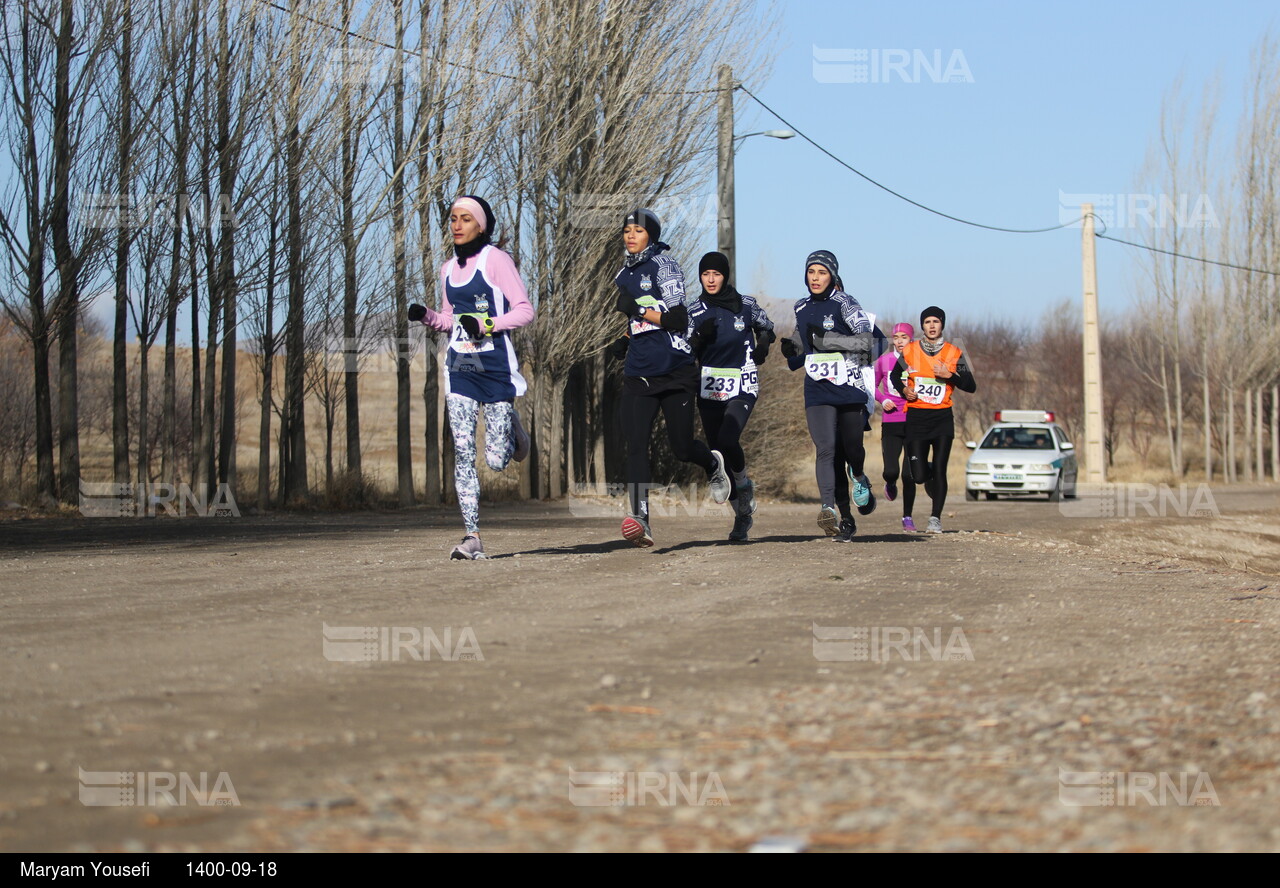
xmin=446 ymin=394 xmax=516 ymax=534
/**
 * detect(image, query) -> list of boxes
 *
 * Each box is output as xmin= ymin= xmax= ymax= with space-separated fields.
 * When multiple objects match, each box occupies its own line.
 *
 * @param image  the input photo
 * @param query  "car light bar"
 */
xmin=995 ymin=410 xmax=1055 ymax=423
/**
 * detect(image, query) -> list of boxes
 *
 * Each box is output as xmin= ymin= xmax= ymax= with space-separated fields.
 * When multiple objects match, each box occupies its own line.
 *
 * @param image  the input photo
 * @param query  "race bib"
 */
xmin=805 ymin=352 xmax=848 ymax=385
xmin=449 ymin=314 xmax=494 ymax=354
xmin=915 ymin=377 xmax=946 ymax=405
xmin=628 ymin=294 xmax=663 ymax=336
xmin=700 ymin=367 xmax=740 ymax=401
xmin=741 ymin=366 xmax=760 ymax=396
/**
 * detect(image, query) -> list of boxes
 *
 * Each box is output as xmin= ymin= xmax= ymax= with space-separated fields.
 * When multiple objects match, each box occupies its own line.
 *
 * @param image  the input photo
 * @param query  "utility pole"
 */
xmin=1081 ymin=204 xmax=1106 ymax=484
xmin=717 ymin=64 xmax=735 ymax=282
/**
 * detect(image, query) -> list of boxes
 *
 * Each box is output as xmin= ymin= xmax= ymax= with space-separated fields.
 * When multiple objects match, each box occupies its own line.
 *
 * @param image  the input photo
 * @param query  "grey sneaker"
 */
xmin=450 ymin=534 xmax=487 ymax=560
xmin=926 ymin=516 xmax=943 ymax=534
xmin=511 ymin=409 xmax=530 ymax=462
xmin=728 ymin=512 xmax=753 ymax=542
xmin=817 ymin=505 xmax=840 ymax=536
xmin=734 ymin=479 xmax=757 ymax=517
xmin=621 ymin=515 xmax=654 ymax=548
xmin=708 ymin=450 xmax=731 ymax=504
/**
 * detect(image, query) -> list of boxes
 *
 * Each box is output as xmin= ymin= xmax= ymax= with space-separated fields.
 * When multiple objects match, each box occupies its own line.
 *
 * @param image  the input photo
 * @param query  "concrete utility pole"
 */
xmin=1081 ymin=204 xmax=1107 ymax=484
xmin=717 ymin=64 xmax=735 ymax=283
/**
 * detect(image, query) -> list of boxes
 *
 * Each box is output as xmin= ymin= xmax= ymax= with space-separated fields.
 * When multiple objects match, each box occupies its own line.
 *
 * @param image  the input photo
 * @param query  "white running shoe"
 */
xmin=708 ymin=450 xmax=731 ymax=504
xmin=926 ymin=516 xmax=943 ymax=534
xmin=450 ymin=535 xmax=487 ymax=560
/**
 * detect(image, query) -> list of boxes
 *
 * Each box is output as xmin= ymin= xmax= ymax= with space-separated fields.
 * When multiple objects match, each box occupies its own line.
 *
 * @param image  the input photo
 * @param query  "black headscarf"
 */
xmin=697 ymin=251 xmax=741 ymax=313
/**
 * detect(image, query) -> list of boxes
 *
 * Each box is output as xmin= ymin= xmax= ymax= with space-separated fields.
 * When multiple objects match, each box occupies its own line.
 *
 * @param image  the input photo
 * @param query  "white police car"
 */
xmin=964 ymin=410 xmax=1078 ymax=502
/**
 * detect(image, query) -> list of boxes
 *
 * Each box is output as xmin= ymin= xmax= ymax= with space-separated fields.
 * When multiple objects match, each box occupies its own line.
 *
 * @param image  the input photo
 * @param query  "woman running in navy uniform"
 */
xmin=687 ymin=251 xmax=775 ymax=541
xmin=608 ymin=209 xmax=730 ymax=548
xmin=780 ymin=250 xmax=877 ymax=537
xmin=408 ymin=195 xmax=532 ymax=560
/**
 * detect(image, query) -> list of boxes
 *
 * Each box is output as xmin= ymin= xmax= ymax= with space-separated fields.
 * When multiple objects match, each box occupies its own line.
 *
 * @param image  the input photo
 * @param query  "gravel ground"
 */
xmin=0 ymin=486 xmax=1276 ymax=852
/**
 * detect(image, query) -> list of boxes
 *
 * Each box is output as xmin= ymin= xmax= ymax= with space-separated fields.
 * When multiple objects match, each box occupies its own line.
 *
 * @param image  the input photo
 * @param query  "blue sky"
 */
xmin=713 ymin=0 xmax=1277 ymax=328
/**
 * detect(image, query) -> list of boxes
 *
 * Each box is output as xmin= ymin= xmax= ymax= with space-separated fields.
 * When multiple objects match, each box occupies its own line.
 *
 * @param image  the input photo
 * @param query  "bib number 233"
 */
xmin=700 ymin=367 xmax=739 ymax=401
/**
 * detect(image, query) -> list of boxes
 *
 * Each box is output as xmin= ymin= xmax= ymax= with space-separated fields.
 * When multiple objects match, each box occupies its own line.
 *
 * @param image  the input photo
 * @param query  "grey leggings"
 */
xmin=446 ymin=394 xmax=515 ymax=534
xmin=806 ymin=404 xmax=867 ymax=507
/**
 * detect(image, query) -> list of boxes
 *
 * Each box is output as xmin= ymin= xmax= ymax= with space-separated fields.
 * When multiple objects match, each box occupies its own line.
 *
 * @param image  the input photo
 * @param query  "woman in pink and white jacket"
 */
xmin=875 ymin=322 xmax=917 ymax=532
xmin=408 ymin=195 xmax=533 ymax=560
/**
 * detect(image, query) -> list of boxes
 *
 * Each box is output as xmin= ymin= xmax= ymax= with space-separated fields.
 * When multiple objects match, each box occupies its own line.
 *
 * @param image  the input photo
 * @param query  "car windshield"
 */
xmin=981 ymin=427 xmax=1056 ymax=450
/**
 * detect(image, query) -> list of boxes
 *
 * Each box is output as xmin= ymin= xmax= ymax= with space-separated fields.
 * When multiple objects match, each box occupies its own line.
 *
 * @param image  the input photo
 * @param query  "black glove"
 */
xmin=605 ymin=336 xmax=629 ymax=360
xmin=459 ymin=314 xmax=485 ymax=340
xmin=688 ymin=317 xmax=716 ymax=355
xmin=615 ymin=289 xmax=638 ymax=316
xmin=752 ymin=329 xmax=775 ymax=364
xmin=806 ymin=324 xmax=825 ymax=351
xmin=780 ymin=337 xmax=798 ymax=359
xmin=408 ymin=303 xmax=426 ymax=323
xmin=658 ymin=303 xmax=688 ymax=333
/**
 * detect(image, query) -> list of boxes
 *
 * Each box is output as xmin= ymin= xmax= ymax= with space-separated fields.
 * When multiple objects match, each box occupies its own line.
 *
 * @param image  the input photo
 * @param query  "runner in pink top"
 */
xmin=875 ymin=322 xmax=917 ymax=531
xmin=407 ymin=195 xmax=534 ymax=560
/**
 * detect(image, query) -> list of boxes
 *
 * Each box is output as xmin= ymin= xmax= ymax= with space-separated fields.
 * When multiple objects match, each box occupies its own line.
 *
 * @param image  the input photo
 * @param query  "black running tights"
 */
xmin=906 ymin=434 xmax=953 ymax=518
xmin=622 ymin=388 xmax=714 ymax=520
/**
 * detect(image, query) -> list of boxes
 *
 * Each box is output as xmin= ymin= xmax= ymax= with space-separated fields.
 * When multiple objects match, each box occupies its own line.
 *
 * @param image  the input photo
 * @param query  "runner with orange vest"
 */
xmin=887 ymin=306 xmax=976 ymax=534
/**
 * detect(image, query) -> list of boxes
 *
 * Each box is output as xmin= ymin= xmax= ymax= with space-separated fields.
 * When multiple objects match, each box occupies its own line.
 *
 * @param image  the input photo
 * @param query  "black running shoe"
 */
xmin=729 ymin=512 xmax=753 ymax=542
xmin=832 ymin=517 xmax=856 ymax=542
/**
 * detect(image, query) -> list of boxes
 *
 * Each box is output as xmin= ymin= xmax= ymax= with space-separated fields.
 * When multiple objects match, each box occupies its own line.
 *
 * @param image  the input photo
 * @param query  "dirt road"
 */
xmin=1 ymin=486 xmax=1277 ymax=852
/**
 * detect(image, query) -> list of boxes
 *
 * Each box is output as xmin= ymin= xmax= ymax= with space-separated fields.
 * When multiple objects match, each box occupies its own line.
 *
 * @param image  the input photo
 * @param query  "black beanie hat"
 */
xmin=805 ymin=249 xmax=839 ymax=279
xmin=920 ymin=305 xmax=946 ymax=330
xmin=623 ymin=208 xmax=661 ymax=244
xmin=698 ymin=251 xmax=731 ymax=279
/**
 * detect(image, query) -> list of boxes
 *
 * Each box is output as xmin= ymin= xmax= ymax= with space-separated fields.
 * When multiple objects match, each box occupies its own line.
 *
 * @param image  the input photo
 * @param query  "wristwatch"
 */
xmin=483 ymin=317 xmax=495 ymax=334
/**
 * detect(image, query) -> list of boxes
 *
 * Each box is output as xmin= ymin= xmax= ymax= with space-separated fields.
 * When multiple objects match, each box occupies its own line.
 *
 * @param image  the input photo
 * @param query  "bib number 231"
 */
xmin=805 ymin=352 xmax=848 ymax=385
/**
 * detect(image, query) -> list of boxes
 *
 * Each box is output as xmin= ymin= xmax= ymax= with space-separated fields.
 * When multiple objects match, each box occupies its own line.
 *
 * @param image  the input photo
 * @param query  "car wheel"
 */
xmin=1048 ymin=473 xmax=1063 ymax=502
xmin=965 ymin=488 xmax=978 ymax=502
xmin=1065 ymin=472 xmax=1078 ymax=499
xmin=984 ymin=492 xmax=998 ymax=501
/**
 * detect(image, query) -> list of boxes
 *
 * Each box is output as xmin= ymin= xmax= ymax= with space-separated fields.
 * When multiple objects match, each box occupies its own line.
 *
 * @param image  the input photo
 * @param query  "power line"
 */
xmin=1094 ymin=229 xmax=1280 ymax=277
xmin=262 ymin=0 xmax=531 ymax=83
xmin=735 ymin=83 xmax=1083 ymax=234
xmin=737 ymin=82 xmax=1280 ymax=276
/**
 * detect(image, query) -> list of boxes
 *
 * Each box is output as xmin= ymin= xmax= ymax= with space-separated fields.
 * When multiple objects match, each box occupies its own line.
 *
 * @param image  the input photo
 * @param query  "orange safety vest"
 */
xmin=901 ymin=340 xmax=963 ymax=410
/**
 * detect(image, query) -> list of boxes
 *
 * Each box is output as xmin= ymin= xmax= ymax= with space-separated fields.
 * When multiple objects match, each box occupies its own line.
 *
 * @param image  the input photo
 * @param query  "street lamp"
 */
xmin=734 ymin=129 xmax=797 ymax=143
xmin=717 ymin=65 xmax=793 ymax=283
